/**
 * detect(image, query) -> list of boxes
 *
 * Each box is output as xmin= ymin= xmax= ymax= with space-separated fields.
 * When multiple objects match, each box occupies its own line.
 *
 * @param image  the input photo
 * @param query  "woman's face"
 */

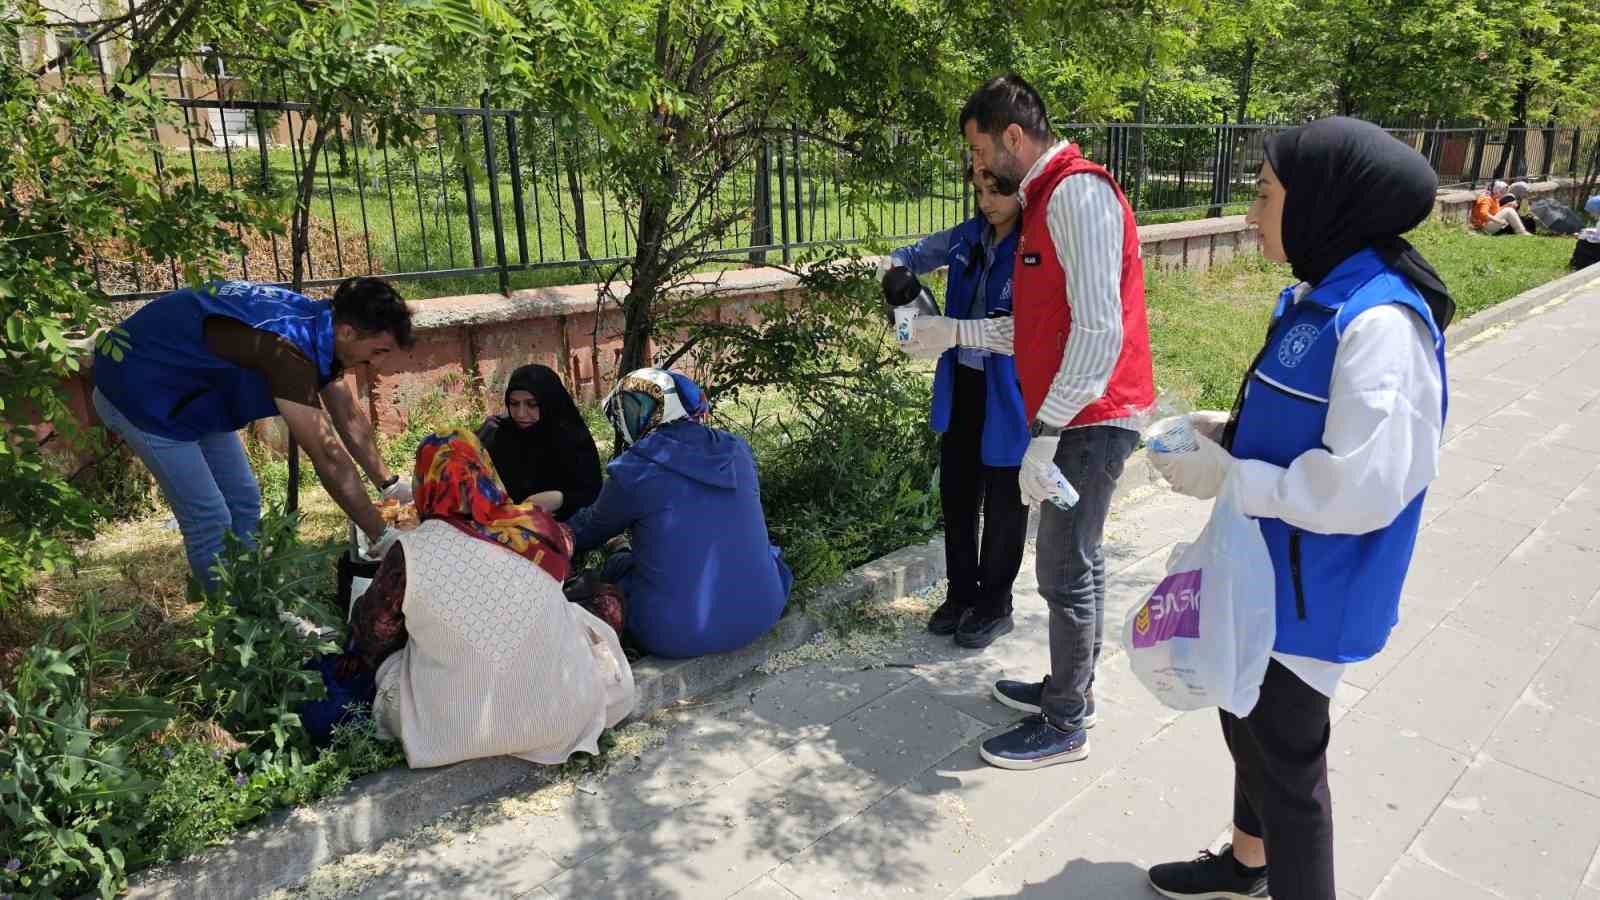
xmin=507 ymin=389 xmax=541 ymax=428
xmin=1248 ymin=161 xmax=1288 ymax=264
xmin=974 ymin=173 xmax=1021 ymax=230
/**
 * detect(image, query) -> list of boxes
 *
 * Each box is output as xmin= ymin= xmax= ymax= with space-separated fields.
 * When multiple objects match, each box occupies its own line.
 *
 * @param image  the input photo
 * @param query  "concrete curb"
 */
xmin=1446 ymin=262 xmax=1600 ymax=354
xmin=122 ymin=262 xmax=1600 ymax=900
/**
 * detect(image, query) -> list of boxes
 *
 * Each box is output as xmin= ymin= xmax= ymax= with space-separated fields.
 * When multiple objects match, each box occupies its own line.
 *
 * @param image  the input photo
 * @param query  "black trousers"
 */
xmin=940 ymin=366 xmax=1028 ymax=618
xmin=1220 ymin=659 xmax=1336 ymax=900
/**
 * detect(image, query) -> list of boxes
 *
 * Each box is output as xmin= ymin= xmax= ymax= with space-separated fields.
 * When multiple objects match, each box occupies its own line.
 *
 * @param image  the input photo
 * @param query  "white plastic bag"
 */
xmin=1124 ymin=474 xmax=1275 ymax=716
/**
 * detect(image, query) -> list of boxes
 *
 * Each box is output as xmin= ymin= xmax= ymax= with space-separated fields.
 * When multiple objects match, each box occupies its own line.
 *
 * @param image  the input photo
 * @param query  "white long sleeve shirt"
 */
xmin=1235 ymin=287 xmax=1446 ymax=697
xmin=1018 ymin=141 xmax=1140 ymax=432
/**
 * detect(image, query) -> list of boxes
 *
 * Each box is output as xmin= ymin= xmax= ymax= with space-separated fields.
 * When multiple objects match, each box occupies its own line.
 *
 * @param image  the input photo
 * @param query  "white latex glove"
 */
xmin=363 ymin=525 xmax=402 ymax=562
xmin=1190 ymin=410 xmax=1231 ymax=443
xmin=381 ymin=477 xmax=413 ymax=504
xmin=1148 ymin=432 xmax=1235 ymax=500
xmin=900 ymin=314 xmax=958 ymax=359
xmin=1018 ymin=435 xmax=1076 ymax=508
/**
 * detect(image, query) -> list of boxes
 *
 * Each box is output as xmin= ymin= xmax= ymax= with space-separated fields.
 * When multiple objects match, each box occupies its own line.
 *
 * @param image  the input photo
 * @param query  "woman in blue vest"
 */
xmin=1147 ymin=118 xmax=1454 ymax=900
xmin=92 ymin=278 xmax=417 ymax=591
xmin=881 ymin=167 xmax=1029 ymax=649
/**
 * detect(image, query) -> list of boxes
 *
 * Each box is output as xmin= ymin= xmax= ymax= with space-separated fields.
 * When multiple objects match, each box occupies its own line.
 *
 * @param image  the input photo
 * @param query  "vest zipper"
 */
xmin=1289 ymin=529 xmax=1307 ymax=620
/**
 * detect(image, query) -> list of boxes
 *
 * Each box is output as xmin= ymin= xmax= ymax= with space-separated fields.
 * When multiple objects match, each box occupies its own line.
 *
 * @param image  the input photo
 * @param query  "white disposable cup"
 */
xmin=893 ymin=306 xmax=917 ymax=343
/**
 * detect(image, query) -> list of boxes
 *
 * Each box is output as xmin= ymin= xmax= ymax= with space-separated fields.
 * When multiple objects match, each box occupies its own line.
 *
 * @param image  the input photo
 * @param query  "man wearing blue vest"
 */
xmin=1148 ymin=119 xmax=1452 ymax=900
xmin=93 ymin=277 xmax=416 ymax=591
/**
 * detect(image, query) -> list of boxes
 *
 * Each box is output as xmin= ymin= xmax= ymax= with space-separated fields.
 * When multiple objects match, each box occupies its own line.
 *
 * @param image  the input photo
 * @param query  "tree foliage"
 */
xmin=1 ymin=5 xmax=270 ymax=606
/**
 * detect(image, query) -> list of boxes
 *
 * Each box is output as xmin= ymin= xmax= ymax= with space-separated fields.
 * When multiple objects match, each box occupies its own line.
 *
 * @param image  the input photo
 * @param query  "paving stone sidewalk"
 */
xmin=279 ymin=279 xmax=1600 ymax=900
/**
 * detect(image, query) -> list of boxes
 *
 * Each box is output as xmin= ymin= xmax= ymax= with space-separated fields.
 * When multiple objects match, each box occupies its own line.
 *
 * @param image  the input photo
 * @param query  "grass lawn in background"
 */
xmin=1146 ymin=222 xmax=1580 ymax=409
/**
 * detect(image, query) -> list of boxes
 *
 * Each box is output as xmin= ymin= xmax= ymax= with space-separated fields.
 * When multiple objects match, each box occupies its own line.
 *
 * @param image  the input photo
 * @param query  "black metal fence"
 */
xmin=102 ymin=93 xmax=1598 ymax=301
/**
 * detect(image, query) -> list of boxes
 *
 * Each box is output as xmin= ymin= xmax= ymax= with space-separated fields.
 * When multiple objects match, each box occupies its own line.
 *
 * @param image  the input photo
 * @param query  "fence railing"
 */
xmin=100 ymin=95 xmax=1599 ymax=301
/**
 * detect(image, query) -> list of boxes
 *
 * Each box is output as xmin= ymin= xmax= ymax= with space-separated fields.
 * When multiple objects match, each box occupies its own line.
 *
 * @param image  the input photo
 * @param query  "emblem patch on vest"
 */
xmin=1022 ymin=252 xmax=1041 ymax=266
xmin=1277 ymin=323 xmax=1321 ymax=368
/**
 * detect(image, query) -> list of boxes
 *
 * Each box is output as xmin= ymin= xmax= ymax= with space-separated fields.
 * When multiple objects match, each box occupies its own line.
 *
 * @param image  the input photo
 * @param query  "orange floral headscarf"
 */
xmin=412 ymin=429 xmax=574 ymax=582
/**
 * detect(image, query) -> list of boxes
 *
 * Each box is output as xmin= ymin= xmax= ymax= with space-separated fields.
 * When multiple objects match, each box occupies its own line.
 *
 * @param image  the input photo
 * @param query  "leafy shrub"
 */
xmin=2 ymin=508 xmax=405 ymax=897
xmin=662 ymin=252 xmax=942 ymax=597
xmin=131 ymin=708 xmax=401 ymax=867
xmin=0 ymin=596 xmax=176 ymax=899
xmin=186 ymin=511 xmax=341 ymax=771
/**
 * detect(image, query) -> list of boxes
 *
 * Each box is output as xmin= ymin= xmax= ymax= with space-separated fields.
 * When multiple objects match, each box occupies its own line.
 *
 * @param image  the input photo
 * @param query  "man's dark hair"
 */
xmin=959 ymin=74 xmax=1052 ymax=142
xmin=331 ymin=277 xmax=413 ymax=348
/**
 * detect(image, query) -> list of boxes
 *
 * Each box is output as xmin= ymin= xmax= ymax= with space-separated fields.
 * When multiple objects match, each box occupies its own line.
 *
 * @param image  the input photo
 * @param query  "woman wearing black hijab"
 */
xmin=476 ymin=364 xmax=603 ymax=521
xmin=1148 ymin=118 xmax=1452 ymax=900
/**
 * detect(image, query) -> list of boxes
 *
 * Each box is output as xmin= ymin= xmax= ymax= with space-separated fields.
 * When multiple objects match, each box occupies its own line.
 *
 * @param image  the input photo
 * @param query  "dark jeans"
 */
xmin=940 ymin=366 xmax=1028 ymax=618
xmin=1222 ymin=659 xmax=1336 ymax=900
xmin=1036 ymin=425 xmax=1138 ymax=729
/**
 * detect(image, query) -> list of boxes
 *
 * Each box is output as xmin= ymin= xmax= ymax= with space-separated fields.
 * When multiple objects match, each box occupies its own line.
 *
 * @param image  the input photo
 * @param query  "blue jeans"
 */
xmin=1036 ymin=426 xmax=1139 ymax=729
xmin=93 ymin=389 xmax=261 ymax=590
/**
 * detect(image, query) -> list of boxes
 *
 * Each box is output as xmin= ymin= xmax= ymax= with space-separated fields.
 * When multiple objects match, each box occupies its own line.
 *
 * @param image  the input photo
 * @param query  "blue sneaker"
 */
xmin=979 ymin=715 xmax=1090 ymax=770
xmin=991 ymin=677 xmax=1097 ymax=728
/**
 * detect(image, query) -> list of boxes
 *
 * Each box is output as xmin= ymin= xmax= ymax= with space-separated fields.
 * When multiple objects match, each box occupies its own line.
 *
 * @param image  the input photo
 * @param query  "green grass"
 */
xmin=1145 ymin=221 xmax=1581 ymax=409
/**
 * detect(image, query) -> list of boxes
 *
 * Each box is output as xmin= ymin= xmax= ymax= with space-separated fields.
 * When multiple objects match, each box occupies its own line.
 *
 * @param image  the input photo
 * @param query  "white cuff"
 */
xmin=1232 ymin=458 xmax=1289 ymax=520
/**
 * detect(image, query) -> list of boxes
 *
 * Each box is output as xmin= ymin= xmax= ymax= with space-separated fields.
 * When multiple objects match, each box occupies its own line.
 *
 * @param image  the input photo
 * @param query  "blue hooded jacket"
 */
xmin=568 ymin=421 xmax=791 ymax=659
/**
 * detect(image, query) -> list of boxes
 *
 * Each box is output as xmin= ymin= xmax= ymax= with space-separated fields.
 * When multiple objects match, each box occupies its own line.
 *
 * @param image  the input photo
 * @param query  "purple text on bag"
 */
xmin=1131 ymin=569 xmax=1202 ymax=649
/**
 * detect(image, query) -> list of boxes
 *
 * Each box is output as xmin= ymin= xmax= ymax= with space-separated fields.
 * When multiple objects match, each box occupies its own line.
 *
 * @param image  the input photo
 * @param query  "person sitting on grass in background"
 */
xmin=1506 ymin=181 xmax=1539 ymax=233
xmin=476 ymin=363 xmax=603 ymax=521
xmin=312 ymin=429 xmax=634 ymax=769
xmin=1471 ymin=179 xmax=1528 ymax=235
xmin=877 ymin=165 xmax=1028 ymax=650
xmin=566 ymin=368 xmax=793 ymax=660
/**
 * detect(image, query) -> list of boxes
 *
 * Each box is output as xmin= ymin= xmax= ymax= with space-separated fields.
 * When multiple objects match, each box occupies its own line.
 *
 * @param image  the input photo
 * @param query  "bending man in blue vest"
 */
xmin=93 ymin=277 xmax=416 ymax=591
xmin=881 ymin=165 xmax=1028 ymax=650
xmin=1147 ymin=119 xmax=1453 ymax=900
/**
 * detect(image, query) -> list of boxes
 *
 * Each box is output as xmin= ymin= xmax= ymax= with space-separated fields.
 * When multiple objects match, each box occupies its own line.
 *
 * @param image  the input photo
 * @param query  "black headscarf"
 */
xmin=1265 ymin=116 xmax=1457 ymax=330
xmin=475 ymin=364 xmax=602 ymax=520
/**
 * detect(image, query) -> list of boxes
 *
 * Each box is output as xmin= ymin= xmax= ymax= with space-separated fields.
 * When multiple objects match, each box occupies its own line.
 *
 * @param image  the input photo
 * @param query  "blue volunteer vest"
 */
xmin=1230 ymin=249 xmax=1447 ymax=663
xmin=93 ymin=281 xmax=338 ymax=441
xmin=929 ymin=217 xmax=1030 ymax=467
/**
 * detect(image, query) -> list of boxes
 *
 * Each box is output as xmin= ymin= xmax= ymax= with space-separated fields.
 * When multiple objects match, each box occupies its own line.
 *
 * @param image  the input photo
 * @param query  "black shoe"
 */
xmin=990 ymin=677 xmax=1097 ymax=728
xmin=954 ymin=611 xmax=1014 ymax=648
xmin=1147 ymin=845 xmax=1268 ymax=899
xmin=927 ymin=599 xmax=970 ymax=636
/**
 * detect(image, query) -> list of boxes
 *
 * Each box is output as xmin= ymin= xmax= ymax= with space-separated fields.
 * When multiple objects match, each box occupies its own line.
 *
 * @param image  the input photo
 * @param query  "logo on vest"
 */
xmin=1277 ymin=323 xmax=1321 ymax=368
xmin=1022 ymin=252 xmax=1041 ymax=266
xmin=1131 ymin=569 xmax=1202 ymax=649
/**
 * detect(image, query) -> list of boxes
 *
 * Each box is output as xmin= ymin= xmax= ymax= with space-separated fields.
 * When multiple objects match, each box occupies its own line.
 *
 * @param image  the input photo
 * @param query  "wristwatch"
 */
xmin=1030 ymin=421 xmax=1064 ymax=438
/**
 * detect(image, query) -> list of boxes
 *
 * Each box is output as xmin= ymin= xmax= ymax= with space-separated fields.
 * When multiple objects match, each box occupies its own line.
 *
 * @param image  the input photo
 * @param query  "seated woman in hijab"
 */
xmin=567 ymin=368 xmax=793 ymax=659
xmin=331 ymin=430 xmax=634 ymax=769
xmin=1147 ymin=118 xmax=1451 ymax=900
xmin=476 ymin=363 xmax=602 ymax=520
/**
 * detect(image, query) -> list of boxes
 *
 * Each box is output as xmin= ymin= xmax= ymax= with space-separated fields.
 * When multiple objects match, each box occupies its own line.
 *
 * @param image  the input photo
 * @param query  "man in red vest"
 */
xmin=953 ymin=74 xmax=1155 ymax=770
